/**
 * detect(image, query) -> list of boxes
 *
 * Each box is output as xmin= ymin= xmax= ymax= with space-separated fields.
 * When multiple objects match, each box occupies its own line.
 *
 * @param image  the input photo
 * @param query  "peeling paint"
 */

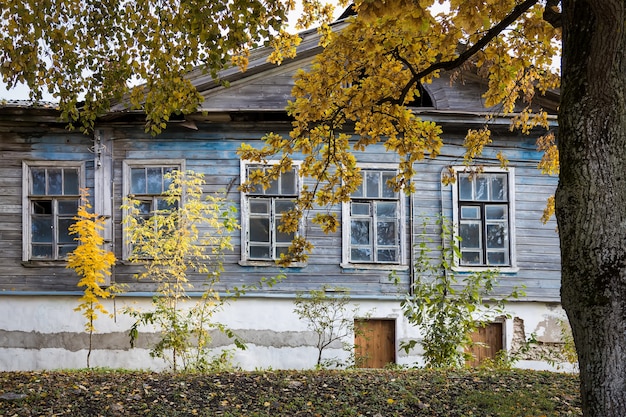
xmin=510 ymin=316 xmax=574 ymax=367
xmin=0 ymin=329 xmax=327 ymax=352
xmin=534 ymin=314 xmax=566 ymax=343
xmin=0 ymin=297 xmax=572 ymax=371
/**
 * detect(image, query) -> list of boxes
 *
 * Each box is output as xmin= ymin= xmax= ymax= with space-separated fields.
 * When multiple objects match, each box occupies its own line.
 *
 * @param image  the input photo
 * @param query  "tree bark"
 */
xmin=556 ymin=0 xmax=626 ymax=416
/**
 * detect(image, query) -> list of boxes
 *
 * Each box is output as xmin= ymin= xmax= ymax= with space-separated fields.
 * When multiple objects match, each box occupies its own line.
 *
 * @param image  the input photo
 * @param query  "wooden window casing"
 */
xmin=240 ymin=161 xmax=302 ymax=264
xmin=342 ymin=166 xmax=407 ymax=268
xmin=22 ymin=161 xmax=85 ymax=262
xmin=450 ymin=167 xmax=517 ymax=272
xmin=121 ymin=160 xmax=184 ymax=260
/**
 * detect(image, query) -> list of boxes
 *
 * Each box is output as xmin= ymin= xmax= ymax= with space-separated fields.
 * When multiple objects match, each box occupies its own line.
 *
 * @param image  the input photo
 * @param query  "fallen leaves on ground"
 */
xmin=0 ymin=369 xmax=581 ymax=416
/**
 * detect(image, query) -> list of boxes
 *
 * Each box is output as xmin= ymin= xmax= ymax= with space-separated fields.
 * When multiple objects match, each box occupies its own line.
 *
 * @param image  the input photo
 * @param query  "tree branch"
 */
xmin=543 ymin=0 xmax=562 ymax=28
xmin=383 ymin=0 xmax=540 ymax=105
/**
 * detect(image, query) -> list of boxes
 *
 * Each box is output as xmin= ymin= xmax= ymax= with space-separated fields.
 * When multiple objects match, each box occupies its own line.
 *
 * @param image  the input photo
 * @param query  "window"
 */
xmin=22 ymin=161 xmax=84 ymax=261
xmin=241 ymin=162 xmax=300 ymax=263
xmin=452 ymin=168 xmax=516 ymax=268
xmin=342 ymin=168 xmax=405 ymax=266
xmin=122 ymin=160 xmax=184 ymax=259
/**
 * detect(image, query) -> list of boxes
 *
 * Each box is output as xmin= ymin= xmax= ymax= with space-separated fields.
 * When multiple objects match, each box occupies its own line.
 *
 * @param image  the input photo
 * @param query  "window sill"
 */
xmin=118 ymin=260 xmax=149 ymax=265
xmin=239 ymin=260 xmax=307 ymax=268
xmin=22 ymin=260 xmax=68 ymax=268
xmin=452 ymin=266 xmax=519 ymax=274
xmin=340 ymin=263 xmax=409 ymax=272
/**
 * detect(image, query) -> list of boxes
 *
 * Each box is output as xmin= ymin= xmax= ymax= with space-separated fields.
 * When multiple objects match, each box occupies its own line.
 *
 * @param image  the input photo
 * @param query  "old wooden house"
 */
xmin=0 ymin=21 xmax=566 ymax=371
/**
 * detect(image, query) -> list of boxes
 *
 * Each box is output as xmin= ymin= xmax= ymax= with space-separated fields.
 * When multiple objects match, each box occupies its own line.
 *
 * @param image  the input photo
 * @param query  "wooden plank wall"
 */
xmin=0 ymin=62 xmax=560 ymax=301
xmin=0 ymin=120 xmax=95 ymax=291
xmin=0 ymin=117 xmax=560 ymax=301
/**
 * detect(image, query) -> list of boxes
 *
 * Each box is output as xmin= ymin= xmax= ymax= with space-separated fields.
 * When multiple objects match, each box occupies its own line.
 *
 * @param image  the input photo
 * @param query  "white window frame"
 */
xmin=121 ymin=159 xmax=185 ymax=260
xmin=341 ymin=164 xmax=407 ymax=269
xmin=240 ymin=160 xmax=303 ymax=266
xmin=22 ymin=160 xmax=85 ymax=262
xmin=450 ymin=166 xmax=518 ymax=272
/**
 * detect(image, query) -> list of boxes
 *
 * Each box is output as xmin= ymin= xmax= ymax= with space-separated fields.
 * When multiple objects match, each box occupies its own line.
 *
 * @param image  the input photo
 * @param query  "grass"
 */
xmin=0 ymin=368 xmax=581 ymax=416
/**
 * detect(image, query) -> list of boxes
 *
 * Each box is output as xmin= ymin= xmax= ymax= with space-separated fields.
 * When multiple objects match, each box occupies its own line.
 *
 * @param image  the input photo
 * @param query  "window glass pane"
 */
xmin=32 ymin=218 xmax=52 ymax=242
xmin=281 ymin=170 xmax=297 ymax=195
xmin=64 ymin=169 xmax=79 ymax=195
xmin=48 ymin=169 xmax=63 ymax=195
xmin=365 ymin=171 xmax=380 ymax=198
xmin=250 ymin=245 xmax=271 ymax=259
xmin=351 ymin=220 xmax=371 ymax=245
xmin=490 ymin=175 xmax=507 ymax=201
xmin=131 ymin=168 xmax=146 ymax=194
xmin=250 ymin=199 xmax=269 ymax=214
xmin=137 ymin=201 xmax=152 ymax=215
xmin=275 ymin=200 xmax=295 ymax=214
xmin=459 ymin=175 xmax=472 ymax=200
xmin=163 ymin=167 xmax=175 ymax=191
xmin=275 ymin=223 xmax=294 ymax=242
xmin=276 ymin=246 xmax=290 ymax=258
xmin=486 ymin=224 xmax=507 ymax=249
xmin=377 ymin=221 xmax=396 ymax=245
xmin=31 ymin=168 xmax=46 ymax=195
xmin=156 ymin=198 xmax=177 ymax=211
xmin=264 ymin=177 xmax=279 ymax=195
xmin=486 ymin=205 xmax=506 ymax=220
xmin=461 ymin=206 xmax=480 ymax=219
xmin=33 ymin=200 xmax=52 ymax=215
xmin=276 ymin=231 xmax=294 ymax=243
xmin=58 ymin=218 xmax=75 ymax=243
xmin=377 ymin=249 xmax=397 ymax=262
xmin=58 ymin=200 xmax=78 ymax=215
xmin=146 ymin=168 xmax=163 ymax=194
xmin=352 ymin=179 xmax=364 ymax=198
xmin=487 ymin=251 xmax=506 ymax=265
xmin=459 ymin=223 xmax=480 ymax=249
xmin=351 ymin=248 xmax=371 ymax=262
xmin=351 ymin=202 xmax=370 ymax=216
xmin=382 ymin=172 xmax=396 ymax=198
xmin=461 ymin=251 xmax=481 ymax=265
xmin=59 ymin=244 xmax=78 ymax=258
xmin=246 ymin=166 xmax=263 ymax=195
xmin=250 ymin=218 xmax=270 ymax=242
xmin=376 ymin=202 xmax=397 ymax=218
xmin=32 ymin=245 xmax=53 ymax=258
xmin=475 ymin=177 xmax=488 ymax=201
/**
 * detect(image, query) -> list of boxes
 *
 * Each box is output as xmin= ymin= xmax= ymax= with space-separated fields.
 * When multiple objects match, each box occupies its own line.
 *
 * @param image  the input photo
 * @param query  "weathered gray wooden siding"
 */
xmin=0 ymin=117 xmax=95 ymax=291
xmin=103 ymin=122 xmax=410 ymax=297
xmin=0 ymin=112 xmax=560 ymax=301
xmin=0 ymin=52 xmax=560 ymax=301
xmin=430 ymin=132 xmax=560 ymax=301
xmin=94 ymin=117 xmax=557 ymax=301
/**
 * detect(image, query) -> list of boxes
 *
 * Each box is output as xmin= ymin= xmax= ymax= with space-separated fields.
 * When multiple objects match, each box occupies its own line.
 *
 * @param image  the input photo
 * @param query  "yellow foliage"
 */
xmin=239 ymin=1 xmax=560 ymax=263
xmin=463 ymin=127 xmax=492 ymax=166
xmin=537 ymin=132 xmax=559 ymax=175
xmin=122 ymin=170 xmax=238 ymax=299
xmin=496 ymin=151 xmax=509 ymax=169
xmin=67 ymin=189 xmax=119 ymax=333
xmin=122 ymin=170 xmax=241 ymax=370
xmin=268 ymin=31 xmax=303 ymax=65
xmin=541 ymin=195 xmax=556 ymax=224
xmin=0 ymin=0 xmax=340 ymax=133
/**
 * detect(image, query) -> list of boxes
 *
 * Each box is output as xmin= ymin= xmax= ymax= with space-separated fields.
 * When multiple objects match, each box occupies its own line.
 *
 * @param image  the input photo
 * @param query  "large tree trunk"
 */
xmin=556 ymin=0 xmax=626 ymax=416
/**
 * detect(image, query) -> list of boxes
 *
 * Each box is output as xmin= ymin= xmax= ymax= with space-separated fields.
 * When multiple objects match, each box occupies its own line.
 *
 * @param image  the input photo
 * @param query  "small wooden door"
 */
xmin=466 ymin=322 xmax=504 ymax=366
xmin=355 ymin=319 xmax=396 ymax=368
